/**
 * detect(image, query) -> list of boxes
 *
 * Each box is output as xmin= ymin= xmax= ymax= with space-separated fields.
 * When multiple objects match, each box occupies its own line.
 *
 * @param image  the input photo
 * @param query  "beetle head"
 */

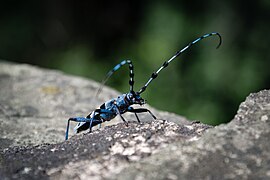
xmin=127 ymin=92 xmax=145 ymax=105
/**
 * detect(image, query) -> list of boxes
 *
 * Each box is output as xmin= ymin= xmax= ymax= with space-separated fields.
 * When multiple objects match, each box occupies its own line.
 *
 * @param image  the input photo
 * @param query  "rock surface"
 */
xmin=0 ymin=62 xmax=270 ymax=179
xmin=0 ymin=62 xmax=189 ymax=149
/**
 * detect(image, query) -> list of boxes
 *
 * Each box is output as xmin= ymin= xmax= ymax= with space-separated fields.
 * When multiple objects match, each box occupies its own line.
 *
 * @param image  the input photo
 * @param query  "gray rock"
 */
xmin=0 ymin=62 xmax=269 ymax=180
xmin=113 ymin=90 xmax=270 ymax=180
xmin=0 ymin=62 xmax=190 ymax=149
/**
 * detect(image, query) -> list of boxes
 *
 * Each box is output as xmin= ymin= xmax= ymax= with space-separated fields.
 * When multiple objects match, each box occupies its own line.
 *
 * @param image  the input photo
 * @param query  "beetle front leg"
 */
xmin=127 ymin=107 xmax=157 ymax=121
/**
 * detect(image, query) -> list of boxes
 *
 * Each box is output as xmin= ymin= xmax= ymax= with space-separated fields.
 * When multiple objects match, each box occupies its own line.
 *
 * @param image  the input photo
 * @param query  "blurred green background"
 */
xmin=0 ymin=1 xmax=269 ymax=125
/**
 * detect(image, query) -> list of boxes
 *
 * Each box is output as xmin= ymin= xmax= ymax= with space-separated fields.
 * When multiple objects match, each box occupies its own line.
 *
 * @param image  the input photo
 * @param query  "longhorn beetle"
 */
xmin=65 ymin=32 xmax=222 ymax=140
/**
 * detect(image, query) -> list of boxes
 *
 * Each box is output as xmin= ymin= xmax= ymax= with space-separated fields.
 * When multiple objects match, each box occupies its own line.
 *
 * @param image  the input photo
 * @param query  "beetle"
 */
xmin=65 ymin=32 xmax=222 ymax=140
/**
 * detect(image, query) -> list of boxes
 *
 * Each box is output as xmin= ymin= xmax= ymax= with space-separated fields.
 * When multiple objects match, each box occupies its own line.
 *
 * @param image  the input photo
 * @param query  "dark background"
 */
xmin=0 ymin=0 xmax=269 ymax=125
